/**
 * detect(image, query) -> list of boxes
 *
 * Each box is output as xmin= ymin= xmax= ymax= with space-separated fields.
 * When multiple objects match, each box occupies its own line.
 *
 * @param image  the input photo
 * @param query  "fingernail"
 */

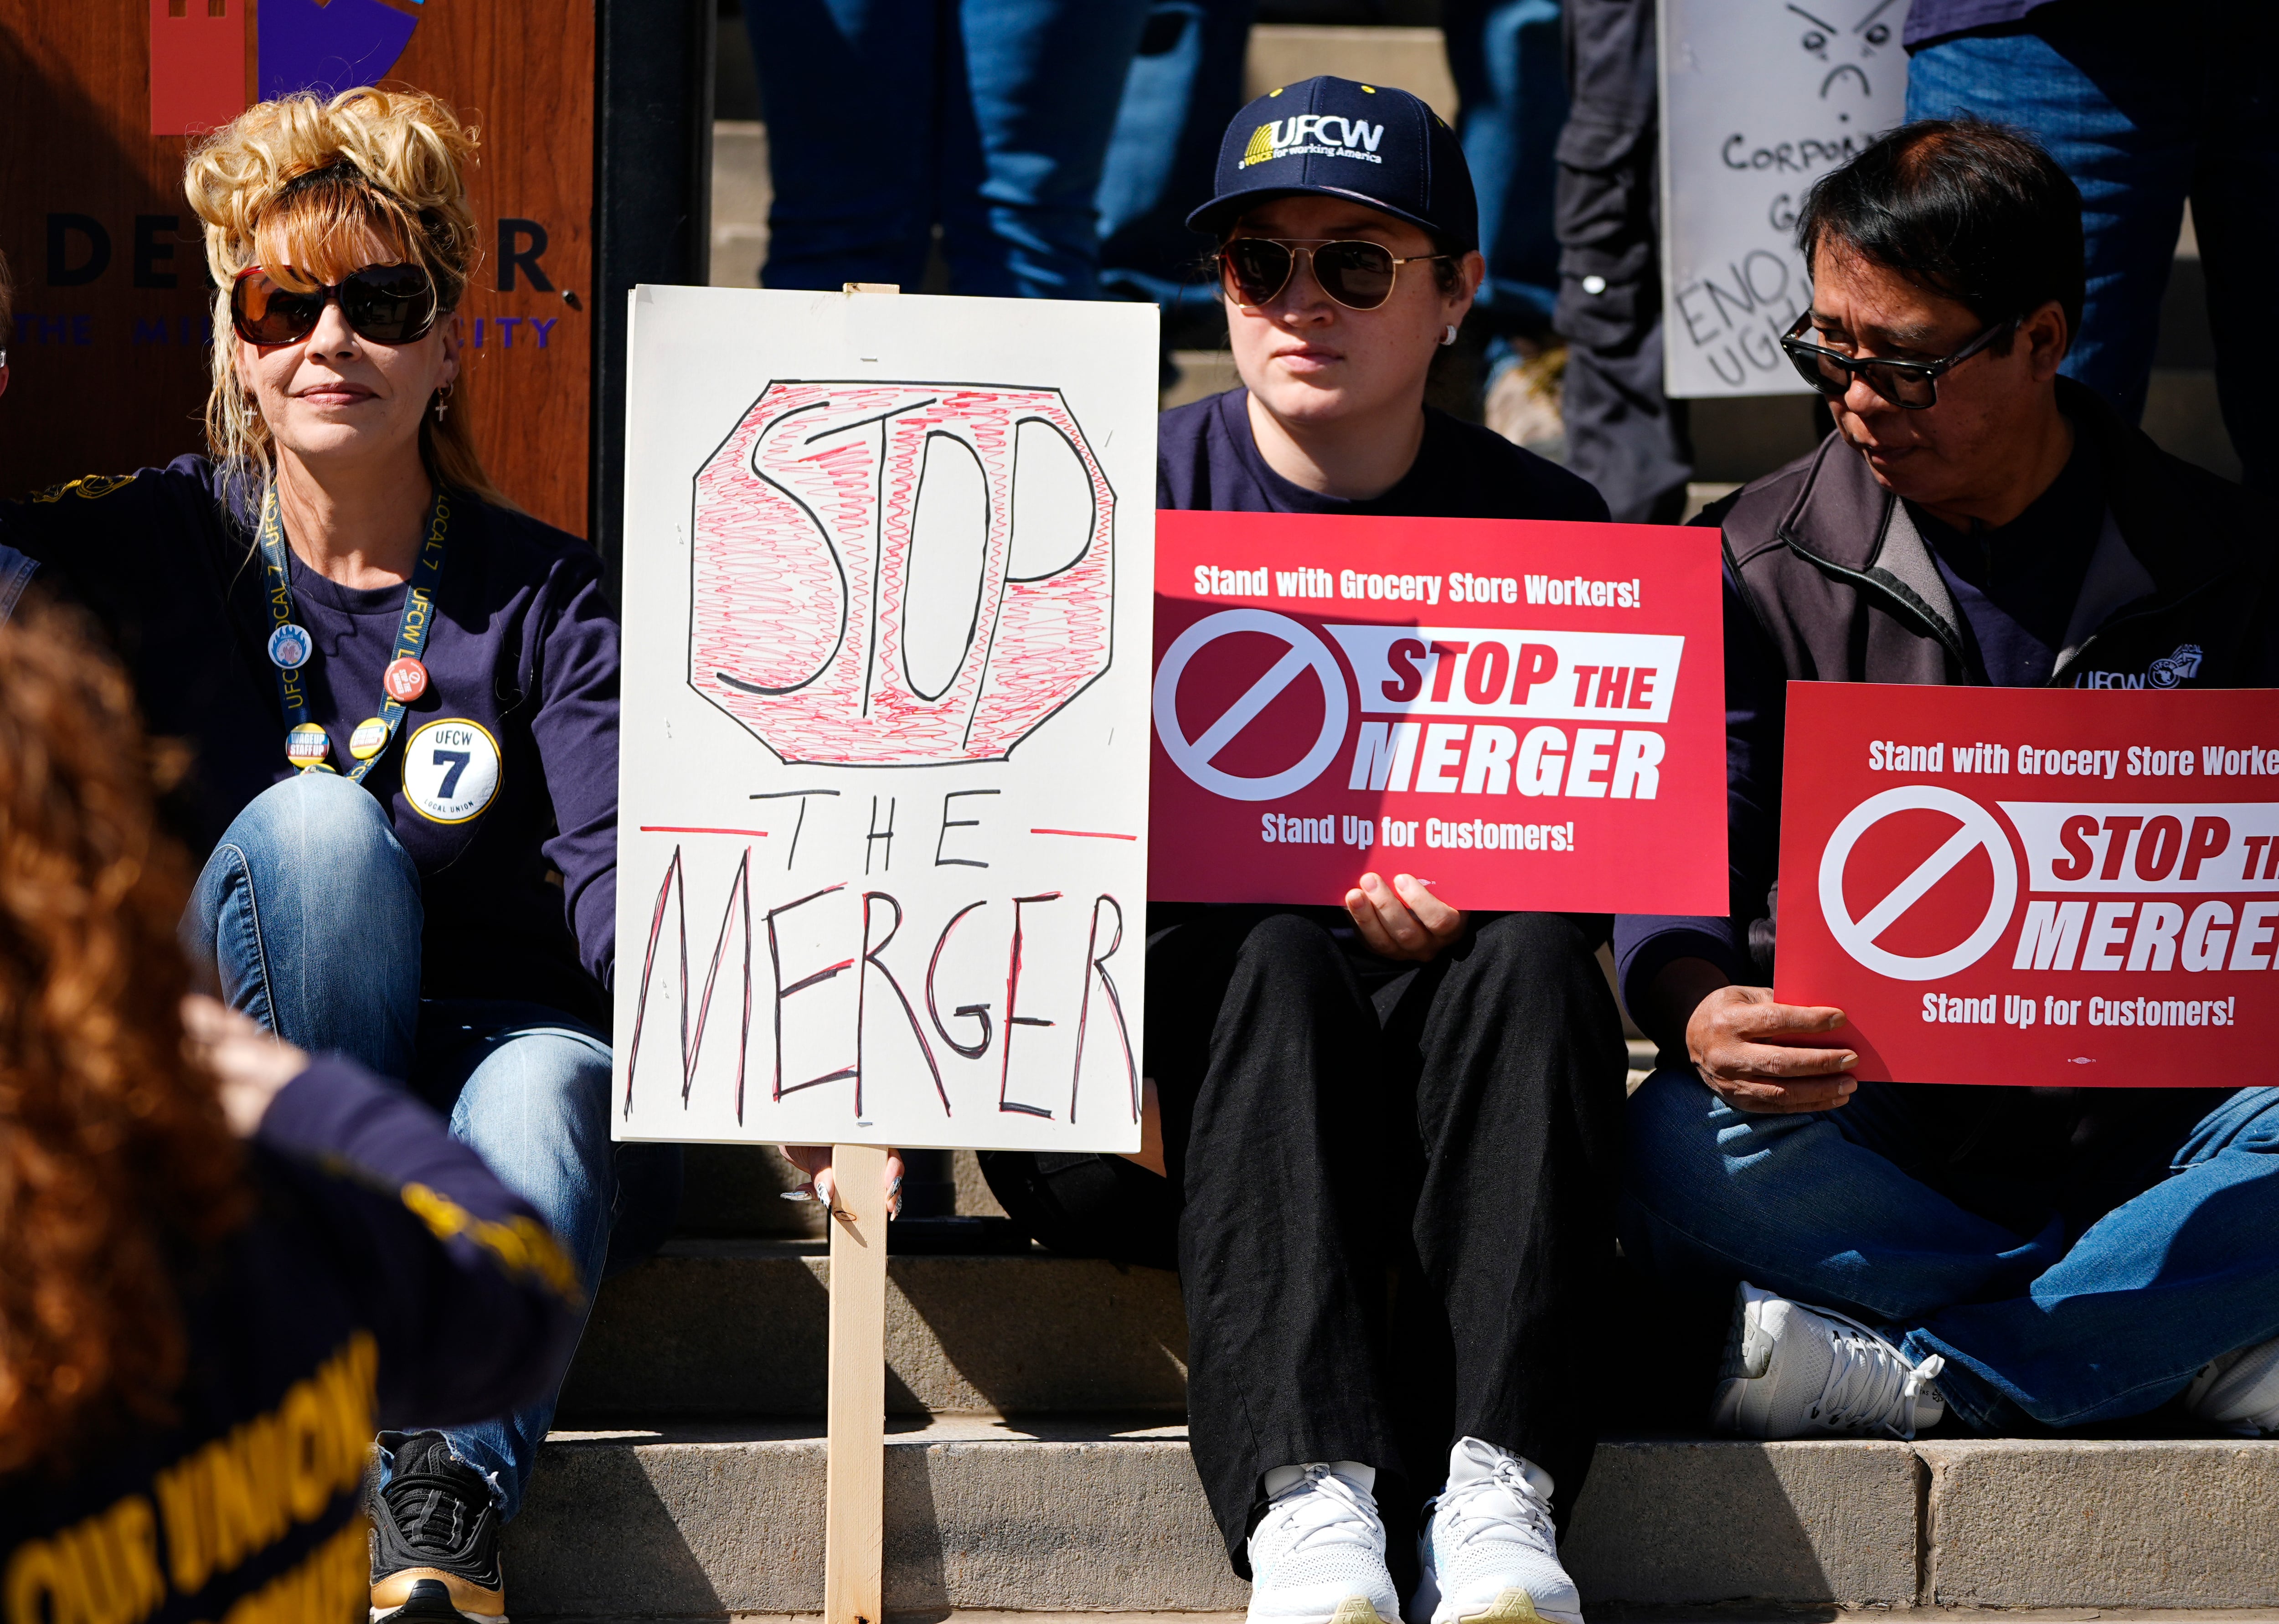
xmin=1841 ymin=1053 xmax=1858 ymax=1068
xmin=780 ymin=1188 xmax=816 ymax=1203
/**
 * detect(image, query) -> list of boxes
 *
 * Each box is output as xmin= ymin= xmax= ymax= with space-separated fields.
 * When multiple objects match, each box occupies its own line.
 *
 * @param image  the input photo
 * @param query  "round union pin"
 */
xmin=349 ymin=717 xmax=390 ymax=760
xmin=284 ymin=722 xmax=331 ymax=767
xmin=267 ymin=623 xmax=314 ymax=669
xmin=383 ymin=656 xmax=429 ymax=702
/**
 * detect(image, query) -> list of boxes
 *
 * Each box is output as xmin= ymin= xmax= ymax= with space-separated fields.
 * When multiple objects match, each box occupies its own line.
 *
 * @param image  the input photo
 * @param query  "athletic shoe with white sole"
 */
xmin=2185 ymin=1335 xmax=2279 ymax=1436
xmin=1244 ymin=1461 xmax=1402 ymax=1624
xmin=1406 ymin=1437 xmax=1581 ymax=1624
xmin=1711 ymin=1281 xmax=1947 ymax=1440
xmin=370 ymin=1431 xmax=506 ymax=1623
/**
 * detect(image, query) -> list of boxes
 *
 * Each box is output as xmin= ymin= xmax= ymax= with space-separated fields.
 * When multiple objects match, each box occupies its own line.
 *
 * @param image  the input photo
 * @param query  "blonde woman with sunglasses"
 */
xmin=1 ymin=88 xmax=675 ymax=1624
xmin=982 ymin=77 xmax=1627 ymax=1624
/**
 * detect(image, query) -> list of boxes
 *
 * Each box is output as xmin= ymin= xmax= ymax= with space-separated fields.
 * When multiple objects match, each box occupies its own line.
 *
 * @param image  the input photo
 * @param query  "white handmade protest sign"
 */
xmin=1658 ymin=0 xmax=1911 ymax=397
xmin=612 ymin=286 xmax=1155 ymax=1154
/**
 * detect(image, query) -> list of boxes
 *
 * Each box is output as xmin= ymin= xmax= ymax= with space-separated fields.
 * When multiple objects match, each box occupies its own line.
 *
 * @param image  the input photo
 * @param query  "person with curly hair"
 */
xmin=0 ymin=603 xmax=583 ymax=1624
xmin=1 ymin=89 xmax=675 ymax=1622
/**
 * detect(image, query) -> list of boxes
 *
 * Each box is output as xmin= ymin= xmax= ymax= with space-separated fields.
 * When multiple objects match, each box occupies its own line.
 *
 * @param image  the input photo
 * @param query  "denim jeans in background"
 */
xmin=1445 ymin=0 xmax=1570 ymax=338
xmin=747 ymin=0 xmax=1150 ymax=298
xmin=190 ymin=772 xmax=681 ymax=1520
xmin=1095 ymin=0 xmax=1257 ymax=335
xmin=1622 ymin=1069 xmax=2279 ymax=1434
xmin=1906 ymin=0 xmax=2279 ymax=489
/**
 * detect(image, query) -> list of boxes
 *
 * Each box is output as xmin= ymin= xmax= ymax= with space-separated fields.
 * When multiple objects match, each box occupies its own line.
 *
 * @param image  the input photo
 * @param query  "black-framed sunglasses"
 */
xmin=230 ymin=262 xmax=442 ymax=347
xmin=1217 ymin=237 xmax=1454 ymax=312
xmin=1780 ymin=309 xmax=2021 ymax=409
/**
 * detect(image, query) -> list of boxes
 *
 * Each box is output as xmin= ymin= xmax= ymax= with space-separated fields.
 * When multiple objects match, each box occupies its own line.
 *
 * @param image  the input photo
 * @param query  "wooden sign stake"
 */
xmin=824 ymin=1140 xmax=890 ymax=1624
xmin=820 ymin=282 xmax=898 ymax=1624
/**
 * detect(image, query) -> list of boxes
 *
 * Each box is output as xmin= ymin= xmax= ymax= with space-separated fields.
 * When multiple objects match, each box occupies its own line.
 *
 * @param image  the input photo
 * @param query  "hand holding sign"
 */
xmin=782 ymin=1144 xmax=906 ymax=1215
xmin=1345 ymin=871 xmax=1464 ymax=961
xmin=1680 ymin=980 xmax=1858 ymax=1115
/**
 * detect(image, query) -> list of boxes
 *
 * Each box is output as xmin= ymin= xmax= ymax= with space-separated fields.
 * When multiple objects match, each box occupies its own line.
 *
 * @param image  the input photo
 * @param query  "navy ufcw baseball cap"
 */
xmin=1186 ymin=75 xmax=1479 ymax=253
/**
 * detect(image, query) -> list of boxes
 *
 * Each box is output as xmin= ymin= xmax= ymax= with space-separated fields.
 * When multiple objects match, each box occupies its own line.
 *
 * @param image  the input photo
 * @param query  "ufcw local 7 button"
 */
xmin=383 ymin=656 xmax=430 ymax=702
xmin=268 ymin=623 xmax=314 ymax=669
xmin=349 ymin=717 xmax=390 ymax=760
xmin=284 ymin=722 xmax=330 ymax=767
xmin=402 ymin=717 xmax=501 ymax=824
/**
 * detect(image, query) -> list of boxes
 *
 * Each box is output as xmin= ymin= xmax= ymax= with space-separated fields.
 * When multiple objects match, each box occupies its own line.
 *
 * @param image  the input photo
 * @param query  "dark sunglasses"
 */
xmin=1217 ymin=237 xmax=1454 ymax=312
xmin=1780 ymin=309 xmax=2020 ymax=410
xmin=230 ymin=262 xmax=442 ymax=347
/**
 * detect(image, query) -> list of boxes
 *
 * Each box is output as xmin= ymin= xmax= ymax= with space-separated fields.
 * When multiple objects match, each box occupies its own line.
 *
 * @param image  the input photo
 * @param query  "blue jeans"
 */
xmin=1906 ymin=3 xmax=2279 ymax=489
xmin=1095 ymin=0 xmax=1256 ymax=330
xmin=1623 ymin=1069 xmax=2279 ymax=1433
xmin=1445 ymin=0 xmax=1569 ymax=336
xmin=189 ymin=773 xmax=679 ymax=1519
xmin=748 ymin=0 xmax=1150 ymax=298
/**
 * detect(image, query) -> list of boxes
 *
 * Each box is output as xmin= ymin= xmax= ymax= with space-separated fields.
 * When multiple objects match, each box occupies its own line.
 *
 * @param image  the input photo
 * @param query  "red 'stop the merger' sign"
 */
xmin=1776 ymin=681 xmax=2279 ymax=1087
xmin=1149 ymin=510 xmax=1727 ymax=913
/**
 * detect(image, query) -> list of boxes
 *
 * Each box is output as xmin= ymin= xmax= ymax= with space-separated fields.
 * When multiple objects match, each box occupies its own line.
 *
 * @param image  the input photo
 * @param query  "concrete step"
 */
xmin=509 ymin=1421 xmax=2279 ymax=1618
xmin=558 ymin=1244 xmax=1188 ymax=1420
xmin=1244 ymin=26 xmax=1457 ymax=121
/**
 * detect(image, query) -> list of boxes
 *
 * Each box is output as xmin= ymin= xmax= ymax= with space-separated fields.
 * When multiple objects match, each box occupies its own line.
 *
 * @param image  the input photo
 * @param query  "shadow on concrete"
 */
xmin=884 ymin=1438 xmax=952 ymax=1614
xmin=556 ymin=1240 xmax=837 ymax=1419
xmin=892 ymin=1253 xmax=1190 ymax=1415
xmin=1565 ymin=1436 xmax=1921 ymax=1609
xmin=506 ymin=1434 xmax=729 ymax=1618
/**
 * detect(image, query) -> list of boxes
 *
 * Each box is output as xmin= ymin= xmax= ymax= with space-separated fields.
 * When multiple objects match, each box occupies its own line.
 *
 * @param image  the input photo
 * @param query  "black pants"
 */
xmin=1552 ymin=0 xmax=1693 ymax=523
xmin=981 ymin=908 xmax=1627 ymax=1575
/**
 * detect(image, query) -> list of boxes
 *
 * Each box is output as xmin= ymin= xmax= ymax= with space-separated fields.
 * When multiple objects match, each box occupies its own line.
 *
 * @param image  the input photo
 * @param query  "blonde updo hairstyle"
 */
xmin=184 ymin=87 xmax=510 ymax=508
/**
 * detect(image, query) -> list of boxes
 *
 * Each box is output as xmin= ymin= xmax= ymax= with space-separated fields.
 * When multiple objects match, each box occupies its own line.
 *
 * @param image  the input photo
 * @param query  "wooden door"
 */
xmin=0 ymin=0 xmax=596 ymax=537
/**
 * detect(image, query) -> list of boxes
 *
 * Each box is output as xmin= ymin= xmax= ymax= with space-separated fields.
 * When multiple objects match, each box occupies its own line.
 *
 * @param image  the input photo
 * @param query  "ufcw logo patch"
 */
xmin=1239 ymin=114 xmax=1387 ymax=169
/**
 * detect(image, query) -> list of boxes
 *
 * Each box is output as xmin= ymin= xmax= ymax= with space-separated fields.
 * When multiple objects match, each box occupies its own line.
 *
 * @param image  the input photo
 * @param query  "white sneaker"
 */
xmin=1407 ymin=1438 xmax=1581 ymax=1624
xmin=2185 ymin=1335 xmax=2279 ymax=1436
xmin=1245 ymin=1462 xmax=1401 ymax=1624
xmin=1711 ymin=1281 xmax=1948 ymax=1440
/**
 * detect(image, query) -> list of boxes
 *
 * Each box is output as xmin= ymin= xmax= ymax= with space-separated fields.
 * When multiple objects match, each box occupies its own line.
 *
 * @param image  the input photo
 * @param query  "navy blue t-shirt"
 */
xmin=2 ymin=461 xmax=619 ymax=1026
xmin=1159 ymin=387 xmax=1610 ymax=522
xmin=0 ymin=1056 xmax=582 ymax=1623
xmin=1911 ymin=427 xmax=2102 ymax=687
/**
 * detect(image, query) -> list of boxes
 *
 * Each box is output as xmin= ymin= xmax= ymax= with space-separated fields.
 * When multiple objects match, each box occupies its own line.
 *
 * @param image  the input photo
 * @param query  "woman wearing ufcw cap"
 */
xmin=983 ymin=76 xmax=1628 ymax=1624
xmin=0 ymin=88 xmax=678 ymax=1624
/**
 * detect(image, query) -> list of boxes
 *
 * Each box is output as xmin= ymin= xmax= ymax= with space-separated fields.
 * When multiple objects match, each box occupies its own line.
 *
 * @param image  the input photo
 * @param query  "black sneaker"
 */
xmin=370 ymin=1431 xmax=507 ymax=1623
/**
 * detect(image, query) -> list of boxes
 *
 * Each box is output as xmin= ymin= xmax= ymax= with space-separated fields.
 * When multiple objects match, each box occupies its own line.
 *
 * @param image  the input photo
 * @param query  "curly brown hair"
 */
xmin=0 ymin=603 xmax=247 ymax=1476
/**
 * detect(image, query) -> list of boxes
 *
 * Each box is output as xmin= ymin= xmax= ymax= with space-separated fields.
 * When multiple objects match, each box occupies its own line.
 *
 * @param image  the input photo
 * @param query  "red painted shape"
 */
xmin=150 ymin=0 xmax=248 ymax=138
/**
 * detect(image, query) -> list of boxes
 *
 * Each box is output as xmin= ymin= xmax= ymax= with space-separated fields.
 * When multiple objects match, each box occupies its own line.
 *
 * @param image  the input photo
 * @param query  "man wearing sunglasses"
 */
xmin=1614 ymin=120 xmax=2279 ymax=1445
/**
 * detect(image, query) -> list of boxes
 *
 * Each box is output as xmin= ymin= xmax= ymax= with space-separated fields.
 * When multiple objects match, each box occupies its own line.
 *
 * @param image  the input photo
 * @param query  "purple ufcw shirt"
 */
xmin=1904 ymin=0 xmax=2062 ymax=48
xmin=3 ymin=458 xmax=619 ymax=1027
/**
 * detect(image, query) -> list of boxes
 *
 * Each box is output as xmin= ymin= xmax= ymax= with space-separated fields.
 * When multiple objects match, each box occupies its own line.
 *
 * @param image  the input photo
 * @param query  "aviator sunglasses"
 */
xmin=230 ymin=262 xmax=441 ymax=347
xmin=1218 ymin=237 xmax=1454 ymax=312
xmin=1779 ymin=309 xmax=2021 ymax=410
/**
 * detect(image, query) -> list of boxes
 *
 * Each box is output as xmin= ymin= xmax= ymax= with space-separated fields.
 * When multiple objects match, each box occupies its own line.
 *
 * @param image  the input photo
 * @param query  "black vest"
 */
xmin=1713 ymin=378 xmax=2273 ymax=696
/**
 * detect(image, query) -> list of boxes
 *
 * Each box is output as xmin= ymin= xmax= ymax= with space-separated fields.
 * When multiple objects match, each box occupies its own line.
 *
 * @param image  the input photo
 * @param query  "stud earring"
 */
xmin=1441 ymin=325 xmax=1459 ymax=347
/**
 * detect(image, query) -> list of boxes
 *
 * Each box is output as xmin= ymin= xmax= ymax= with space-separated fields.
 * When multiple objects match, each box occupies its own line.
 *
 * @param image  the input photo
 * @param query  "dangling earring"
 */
xmin=433 ymin=382 xmax=454 ymax=422
xmin=1440 ymin=325 xmax=1459 ymax=347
